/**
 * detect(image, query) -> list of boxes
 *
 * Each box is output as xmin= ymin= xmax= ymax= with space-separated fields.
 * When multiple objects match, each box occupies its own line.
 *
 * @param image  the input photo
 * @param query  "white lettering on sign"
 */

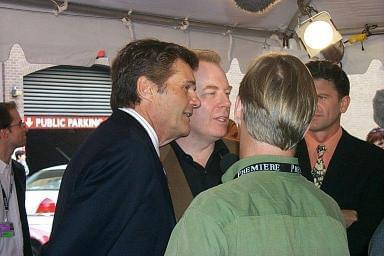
xmin=24 ymin=116 xmax=108 ymax=129
xmin=68 ymin=118 xmax=104 ymax=128
xmin=35 ymin=117 xmax=65 ymax=128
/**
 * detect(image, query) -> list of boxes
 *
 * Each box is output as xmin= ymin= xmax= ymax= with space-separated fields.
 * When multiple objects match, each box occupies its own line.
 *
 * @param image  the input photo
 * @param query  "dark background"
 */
xmin=26 ymin=129 xmax=93 ymax=175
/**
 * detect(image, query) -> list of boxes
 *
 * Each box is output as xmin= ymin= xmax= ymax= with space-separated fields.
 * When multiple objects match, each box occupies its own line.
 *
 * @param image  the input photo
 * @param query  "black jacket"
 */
xmin=296 ymin=129 xmax=384 ymax=256
xmin=12 ymin=160 xmax=33 ymax=256
xmin=42 ymin=110 xmax=175 ymax=256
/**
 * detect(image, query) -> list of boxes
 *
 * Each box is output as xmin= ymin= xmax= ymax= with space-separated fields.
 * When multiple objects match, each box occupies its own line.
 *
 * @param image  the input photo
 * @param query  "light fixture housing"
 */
xmin=296 ymin=11 xmax=342 ymax=58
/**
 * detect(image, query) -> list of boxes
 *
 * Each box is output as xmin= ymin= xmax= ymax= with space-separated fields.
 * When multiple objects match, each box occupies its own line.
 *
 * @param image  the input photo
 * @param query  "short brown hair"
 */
xmin=367 ymin=128 xmax=384 ymax=144
xmin=0 ymin=101 xmax=17 ymax=129
xmin=192 ymin=49 xmax=221 ymax=65
xmin=110 ymin=39 xmax=198 ymax=110
xmin=239 ymin=53 xmax=317 ymax=150
xmin=306 ymin=60 xmax=350 ymax=98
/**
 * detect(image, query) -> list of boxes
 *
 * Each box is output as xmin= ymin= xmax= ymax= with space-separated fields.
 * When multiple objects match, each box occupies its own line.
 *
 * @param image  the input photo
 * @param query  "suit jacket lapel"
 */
xmin=296 ymin=139 xmax=314 ymax=182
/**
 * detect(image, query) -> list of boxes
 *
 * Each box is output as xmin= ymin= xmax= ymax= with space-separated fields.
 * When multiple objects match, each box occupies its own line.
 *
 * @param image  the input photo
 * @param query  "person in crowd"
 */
xmin=15 ymin=149 xmax=29 ymax=176
xmin=296 ymin=60 xmax=384 ymax=256
xmin=165 ymin=53 xmax=348 ymax=256
xmin=160 ymin=49 xmax=238 ymax=221
xmin=368 ymin=218 xmax=384 ymax=256
xmin=366 ymin=127 xmax=384 ymax=149
xmin=0 ymin=101 xmax=32 ymax=256
xmin=41 ymin=39 xmax=200 ymax=256
xmin=224 ymin=118 xmax=239 ymax=141
xmin=373 ymin=89 xmax=384 ymax=128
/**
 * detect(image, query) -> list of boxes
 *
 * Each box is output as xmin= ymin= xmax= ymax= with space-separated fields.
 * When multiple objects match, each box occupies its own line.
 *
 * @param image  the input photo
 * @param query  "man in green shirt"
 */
xmin=165 ymin=53 xmax=349 ymax=256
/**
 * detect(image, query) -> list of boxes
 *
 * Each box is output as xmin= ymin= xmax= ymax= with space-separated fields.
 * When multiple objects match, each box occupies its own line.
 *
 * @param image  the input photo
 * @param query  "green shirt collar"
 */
xmin=222 ymin=155 xmax=300 ymax=183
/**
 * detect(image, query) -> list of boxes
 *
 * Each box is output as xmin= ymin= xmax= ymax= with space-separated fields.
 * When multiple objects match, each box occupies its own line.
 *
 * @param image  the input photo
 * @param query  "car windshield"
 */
xmin=27 ymin=169 xmax=64 ymax=191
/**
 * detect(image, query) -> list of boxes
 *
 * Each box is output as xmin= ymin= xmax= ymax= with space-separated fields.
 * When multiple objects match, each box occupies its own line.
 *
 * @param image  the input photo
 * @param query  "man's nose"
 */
xmin=221 ymin=93 xmax=231 ymax=108
xmin=190 ymin=91 xmax=201 ymax=108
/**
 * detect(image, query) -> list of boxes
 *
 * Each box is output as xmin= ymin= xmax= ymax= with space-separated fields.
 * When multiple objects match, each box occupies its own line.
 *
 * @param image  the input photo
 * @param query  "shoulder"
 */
xmin=12 ymin=159 xmax=24 ymax=171
xmin=11 ymin=160 xmax=27 ymax=187
xmin=341 ymin=129 xmax=384 ymax=157
xmin=68 ymin=112 xmax=160 ymax=179
xmin=185 ymin=179 xmax=248 ymax=224
xmin=12 ymin=160 xmax=25 ymax=176
xmin=295 ymin=139 xmax=308 ymax=157
xmin=221 ymin=138 xmax=239 ymax=155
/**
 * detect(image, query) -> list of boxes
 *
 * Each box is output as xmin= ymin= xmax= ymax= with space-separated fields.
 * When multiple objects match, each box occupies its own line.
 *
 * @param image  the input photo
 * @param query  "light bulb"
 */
xmin=303 ymin=20 xmax=333 ymax=50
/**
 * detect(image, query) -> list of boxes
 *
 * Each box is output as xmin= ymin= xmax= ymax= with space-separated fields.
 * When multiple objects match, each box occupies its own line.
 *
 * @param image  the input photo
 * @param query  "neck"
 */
xmin=240 ymin=132 xmax=295 ymax=159
xmin=0 ymin=146 xmax=13 ymax=164
xmin=176 ymin=134 xmax=216 ymax=167
xmin=307 ymin=125 xmax=341 ymax=143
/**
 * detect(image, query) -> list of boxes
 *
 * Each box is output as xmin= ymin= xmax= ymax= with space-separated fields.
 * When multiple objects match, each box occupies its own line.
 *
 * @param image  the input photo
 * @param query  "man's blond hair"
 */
xmin=239 ymin=53 xmax=317 ymax=150
xmin=192 ymin=49 xmax=221 ymax=65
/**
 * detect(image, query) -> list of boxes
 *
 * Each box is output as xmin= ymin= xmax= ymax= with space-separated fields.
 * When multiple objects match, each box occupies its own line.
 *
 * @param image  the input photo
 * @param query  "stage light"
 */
xmin=296 ymin=11 xmax=342 ymax=58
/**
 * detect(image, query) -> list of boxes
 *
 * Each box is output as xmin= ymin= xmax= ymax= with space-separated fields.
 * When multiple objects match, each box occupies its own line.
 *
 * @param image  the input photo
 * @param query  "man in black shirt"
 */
xmin=161 ymin=49 xmax=238 ymax=220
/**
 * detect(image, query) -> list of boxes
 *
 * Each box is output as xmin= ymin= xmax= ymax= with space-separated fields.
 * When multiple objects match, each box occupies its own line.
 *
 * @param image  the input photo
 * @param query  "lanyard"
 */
xmin=0 ymin=171 xmax=13 ymax=222
xmin=235 ymin=162 xmax=301 ymax=179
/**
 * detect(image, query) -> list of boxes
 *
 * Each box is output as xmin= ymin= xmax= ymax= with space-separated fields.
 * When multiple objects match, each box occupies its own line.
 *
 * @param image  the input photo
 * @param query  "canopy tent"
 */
xmin=0 ymin=0 xmax=384 ymax=74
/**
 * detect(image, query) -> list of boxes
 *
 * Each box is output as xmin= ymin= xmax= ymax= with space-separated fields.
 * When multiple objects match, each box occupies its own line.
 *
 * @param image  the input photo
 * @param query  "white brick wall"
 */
xmin=3 ymin=44 xmax=53 ymax=115
xmin=342 ymin=60 xmax=384 ymax=140
xmin=226 ymin=58 xmax=243 ymax=121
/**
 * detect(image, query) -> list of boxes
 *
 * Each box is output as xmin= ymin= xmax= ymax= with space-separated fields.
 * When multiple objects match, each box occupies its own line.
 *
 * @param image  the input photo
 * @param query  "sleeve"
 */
xmin=165 ymin=206 xmax=228 ymax=256
xmin=42 ymin=140 xmax=159 ymax=255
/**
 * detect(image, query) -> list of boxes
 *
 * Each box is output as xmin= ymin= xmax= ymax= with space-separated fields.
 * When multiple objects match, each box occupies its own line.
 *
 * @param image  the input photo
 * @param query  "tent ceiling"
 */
xmin=68 ymin=0 xmax=384 ymax=33
xmin=0 ymin=0 xmax=383 ymax=74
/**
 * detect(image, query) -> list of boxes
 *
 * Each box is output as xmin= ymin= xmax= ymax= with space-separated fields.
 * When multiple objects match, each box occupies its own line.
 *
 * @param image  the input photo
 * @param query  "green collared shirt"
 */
xmin=165 ymin=155 xmax=349 ymax=256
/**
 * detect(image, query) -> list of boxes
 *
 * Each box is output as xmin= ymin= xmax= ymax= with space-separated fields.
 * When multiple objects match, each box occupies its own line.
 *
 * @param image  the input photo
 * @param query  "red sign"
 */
xmin=24 ymin=116 xmax=109 ymax=129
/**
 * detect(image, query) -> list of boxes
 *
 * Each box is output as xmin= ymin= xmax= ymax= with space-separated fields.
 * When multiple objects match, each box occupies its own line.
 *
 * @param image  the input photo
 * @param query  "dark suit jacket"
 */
xmin=12 ymin=160 xmax=33 ymax=256
xmin=41 ymin=110 xmax=175 ymax=256
xmin=296 ymin=129 xmax=384 ymax=256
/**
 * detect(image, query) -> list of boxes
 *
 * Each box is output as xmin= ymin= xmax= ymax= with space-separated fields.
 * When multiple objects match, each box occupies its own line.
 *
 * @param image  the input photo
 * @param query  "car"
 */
xmin=26 ymin=164 xmax=66 ymax=255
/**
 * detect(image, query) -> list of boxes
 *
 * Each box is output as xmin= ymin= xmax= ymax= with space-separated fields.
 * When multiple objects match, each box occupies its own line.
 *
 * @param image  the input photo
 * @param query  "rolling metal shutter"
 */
xmin=23 ymin=65 xmax=112 ymax=116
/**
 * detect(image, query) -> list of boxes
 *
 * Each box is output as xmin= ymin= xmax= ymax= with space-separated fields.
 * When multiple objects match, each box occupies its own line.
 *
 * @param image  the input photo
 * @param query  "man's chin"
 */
xmin=309 ymin=126 xmax=324 ymax=133
xmin=178 ymin=127 xmax=191 ymax=138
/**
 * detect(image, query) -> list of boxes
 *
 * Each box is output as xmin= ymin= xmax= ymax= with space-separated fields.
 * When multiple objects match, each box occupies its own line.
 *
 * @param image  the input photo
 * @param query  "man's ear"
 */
xmin=137 ymin=76 xmax=156 ymax=101
xmin=340 ymin=95 xmax=350 ymax=113
xmin=0 ymin=129 xmax=9 ymax=139
xmin=234 ymin=96 xmax=243 ymax=125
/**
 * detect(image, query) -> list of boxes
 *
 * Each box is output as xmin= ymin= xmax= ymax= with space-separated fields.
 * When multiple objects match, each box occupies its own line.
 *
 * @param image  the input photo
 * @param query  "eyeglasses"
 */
xmin=8 ymin=120 xmax=27 ymax=129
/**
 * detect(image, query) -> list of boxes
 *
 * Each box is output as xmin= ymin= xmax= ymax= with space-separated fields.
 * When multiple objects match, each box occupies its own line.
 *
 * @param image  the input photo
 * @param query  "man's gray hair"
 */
xmin=373 ymin=89 xmax=384 ymax=128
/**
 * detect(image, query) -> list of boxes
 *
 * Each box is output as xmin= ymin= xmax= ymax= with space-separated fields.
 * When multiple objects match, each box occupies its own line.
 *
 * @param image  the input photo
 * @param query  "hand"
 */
xmin=341 ymin=209 xmax=358 ymax=228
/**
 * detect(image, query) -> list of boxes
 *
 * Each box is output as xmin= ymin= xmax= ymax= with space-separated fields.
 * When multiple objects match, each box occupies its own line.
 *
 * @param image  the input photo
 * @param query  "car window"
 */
xmin=27 ymin=169 xmax=64 ymax=190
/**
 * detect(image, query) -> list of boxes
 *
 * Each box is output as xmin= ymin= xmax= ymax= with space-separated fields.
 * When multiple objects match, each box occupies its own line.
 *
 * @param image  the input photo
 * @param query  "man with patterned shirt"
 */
xmin=296 ymin=60 xmax=384 ymax=256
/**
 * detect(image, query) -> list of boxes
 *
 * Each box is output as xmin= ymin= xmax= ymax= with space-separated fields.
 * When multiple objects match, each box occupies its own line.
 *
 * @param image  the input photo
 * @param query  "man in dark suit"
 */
xmin=41 ymin=39 xmax=200 ymax=256
xmin=161 ymin=49 xmax=238 ymax=221
xmin=296 ymin=60 xmax=384 ymax=256
xmin=0 ymin=101 xmax=33 ymax=256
